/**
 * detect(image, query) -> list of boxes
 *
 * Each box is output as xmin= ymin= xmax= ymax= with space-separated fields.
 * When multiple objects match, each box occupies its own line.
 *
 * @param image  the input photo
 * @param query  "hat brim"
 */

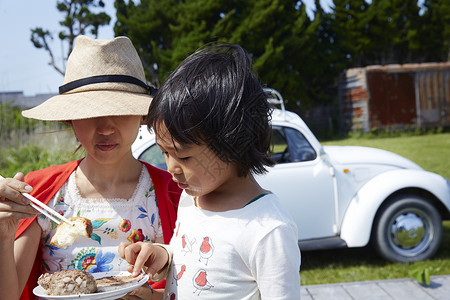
xmin=22 ymin=90 xmax=152 ymax=121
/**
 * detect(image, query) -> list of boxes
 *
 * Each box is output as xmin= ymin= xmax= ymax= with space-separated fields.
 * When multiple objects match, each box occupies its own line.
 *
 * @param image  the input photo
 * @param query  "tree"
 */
xmin=416 ymin=0 xmax=450 ymax=61
xmin=328 ymin=0 xmax=448 ymax=66
xmin=115 ymin=0 xmax=325 ymax=109
xmin=329 ymin=0 xmax=371 ymax=67
xmin=31 ymin=0 xmax=111 ymax=76
xmin=114 ymin=0 xmax=449 ymax=112
xmin=363 ymin=0 xmax=422 ymax=65
xmin=115 ymin=0 xmax=180 ymax=86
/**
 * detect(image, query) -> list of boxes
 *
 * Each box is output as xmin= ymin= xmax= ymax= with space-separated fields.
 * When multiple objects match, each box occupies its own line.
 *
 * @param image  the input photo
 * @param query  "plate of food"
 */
xmin=33 ymin=270 xmax=149 ymax=300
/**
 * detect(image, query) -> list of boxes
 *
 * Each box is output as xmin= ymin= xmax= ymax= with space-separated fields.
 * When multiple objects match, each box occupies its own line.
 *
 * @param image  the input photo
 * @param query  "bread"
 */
xmin=50 ymin=217 xmax=93 ymax=249
xmin=96 ymin=273 xmax=145 ymax=292
xmin=37 ymin=270 xmax=97 ymax=295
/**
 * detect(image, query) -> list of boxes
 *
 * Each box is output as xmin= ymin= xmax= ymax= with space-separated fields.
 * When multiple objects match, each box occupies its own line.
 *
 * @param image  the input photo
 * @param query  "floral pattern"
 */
xmin=119 ymin=219 xmax=132 ymax=232
xmin=67 ymin=248 xmax=114 ymax=273
xmin=38 ymin=167 xmax=163 ymax=274
xmin=127 ymin=229 xmax=145 ymax=243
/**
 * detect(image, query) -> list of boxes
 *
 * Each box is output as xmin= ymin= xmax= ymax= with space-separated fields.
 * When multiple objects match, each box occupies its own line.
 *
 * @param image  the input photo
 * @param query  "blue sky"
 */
xmin=0 ymin=0 xmax=331 ymax=96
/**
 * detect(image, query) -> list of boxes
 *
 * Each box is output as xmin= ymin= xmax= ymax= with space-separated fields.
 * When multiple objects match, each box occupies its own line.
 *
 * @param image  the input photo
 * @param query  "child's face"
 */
xmin=72 ymin=115 xmax=142 ymax=164
xmin=156 ymin=123 xmax=237 ymax=197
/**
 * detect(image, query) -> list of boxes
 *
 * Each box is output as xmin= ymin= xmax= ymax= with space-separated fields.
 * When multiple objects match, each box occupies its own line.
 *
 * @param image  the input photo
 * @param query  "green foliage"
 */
xmin=31 ymin=0 xmax=111 ymax=75
xmin=114 ymin=0 xmax=324 ymax=108
xmin=417 ymin=0 xmax=450 ymax=61
xmin=0 ymin=145 xmax=74 ymax=178
xmin=0 ymin=102 xmax=83 ymax=177
xmin=0 ymin=102 xmax=64 ymax=141
xmin=112 ymin=0 xmax=449 ymax=111
xmin=409 ymin=267 xmax=431 ymax=286
xmin=57 ymin=0 xmax=110 ymax=38
xmin=30 ymin=0 xmax=449 ymax=115
xmin=346 ymin=126 xmax=447 ymax=139
xmin=329 ymin=0 xmax=427 ymax=65
xmin=0 ymin=133 xmax=85 ymax=178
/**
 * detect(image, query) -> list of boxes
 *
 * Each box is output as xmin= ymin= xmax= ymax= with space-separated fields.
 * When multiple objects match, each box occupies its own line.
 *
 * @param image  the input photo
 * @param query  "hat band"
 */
xmin=59 ymin=75 xmax=157 ymax=96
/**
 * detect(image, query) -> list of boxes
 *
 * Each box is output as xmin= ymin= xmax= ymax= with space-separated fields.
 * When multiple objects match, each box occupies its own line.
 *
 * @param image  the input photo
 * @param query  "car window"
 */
xmin=139 ymin=126 xmax=316 ymax=169
xmin=270 ymin=128 xmax=289 ymax=163
xmin=271 ymin=126 xmax=316 ymax=163
xmin=138 ymin=144 xmax=167 ymax=170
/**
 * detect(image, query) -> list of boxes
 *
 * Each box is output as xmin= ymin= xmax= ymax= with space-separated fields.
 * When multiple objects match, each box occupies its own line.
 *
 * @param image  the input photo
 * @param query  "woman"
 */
xmin=0 ymin=35 xmax=181 ymax=300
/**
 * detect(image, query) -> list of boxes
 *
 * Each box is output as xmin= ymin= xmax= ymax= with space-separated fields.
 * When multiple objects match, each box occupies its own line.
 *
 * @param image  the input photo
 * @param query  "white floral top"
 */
xmin=37 ymin=166 xmax=163 ymax=274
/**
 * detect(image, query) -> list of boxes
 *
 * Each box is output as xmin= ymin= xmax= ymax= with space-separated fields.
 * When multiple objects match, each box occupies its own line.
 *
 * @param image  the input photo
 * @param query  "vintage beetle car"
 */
xmin=132 ymin=88 xmax=450 ymax=263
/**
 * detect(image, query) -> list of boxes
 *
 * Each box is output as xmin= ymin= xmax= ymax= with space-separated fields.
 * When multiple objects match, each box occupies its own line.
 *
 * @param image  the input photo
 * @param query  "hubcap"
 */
xmin=391 ymin=213 xmax=424 ymax=248
xmin=389 ymin=208 xmax=432 ymax=257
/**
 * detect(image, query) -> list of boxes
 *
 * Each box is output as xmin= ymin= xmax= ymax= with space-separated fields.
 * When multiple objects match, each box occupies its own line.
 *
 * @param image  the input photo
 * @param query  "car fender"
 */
xmin=340 ymin=169 xmax=450 ymax=247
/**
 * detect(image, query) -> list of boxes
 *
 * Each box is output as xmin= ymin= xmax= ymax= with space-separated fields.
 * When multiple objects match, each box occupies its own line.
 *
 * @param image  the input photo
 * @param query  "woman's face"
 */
xmin=72 ymin=116 xmax=142 ymax=164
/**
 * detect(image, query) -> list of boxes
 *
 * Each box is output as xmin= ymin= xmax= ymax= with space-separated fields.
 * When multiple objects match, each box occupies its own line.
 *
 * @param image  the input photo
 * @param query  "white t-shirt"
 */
xmin=38 ymin=166 xmax=163 ymax=274
xmin=163 ymin=191 xmax=301 ymax=300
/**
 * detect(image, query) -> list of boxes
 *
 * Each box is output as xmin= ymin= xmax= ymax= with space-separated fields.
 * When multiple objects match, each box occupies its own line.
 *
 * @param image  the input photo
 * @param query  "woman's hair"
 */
xmin=147 ymin=42 xmax=274 ymax=177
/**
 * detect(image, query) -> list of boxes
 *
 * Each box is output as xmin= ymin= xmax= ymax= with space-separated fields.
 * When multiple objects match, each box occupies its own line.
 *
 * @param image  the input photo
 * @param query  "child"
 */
xmin=119 ymin=43 xmax=301 ymax=299
xmin=0 ymin=35 xmax=181 ymax=300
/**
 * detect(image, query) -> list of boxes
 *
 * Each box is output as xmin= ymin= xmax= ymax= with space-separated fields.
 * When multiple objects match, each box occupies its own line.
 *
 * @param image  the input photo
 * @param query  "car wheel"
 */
xmin=372 ymin=194 xmax=443 ymax=263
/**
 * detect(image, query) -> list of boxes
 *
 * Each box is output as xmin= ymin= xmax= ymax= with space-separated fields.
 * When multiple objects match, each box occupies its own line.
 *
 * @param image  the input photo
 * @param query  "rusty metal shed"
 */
xmin=339 ymin=62 xmax=450 ymax=133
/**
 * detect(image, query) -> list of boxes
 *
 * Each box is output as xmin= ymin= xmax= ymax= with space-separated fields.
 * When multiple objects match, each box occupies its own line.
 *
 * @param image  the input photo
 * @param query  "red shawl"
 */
xmin=15 ymin=160 xmax=180 ymax=299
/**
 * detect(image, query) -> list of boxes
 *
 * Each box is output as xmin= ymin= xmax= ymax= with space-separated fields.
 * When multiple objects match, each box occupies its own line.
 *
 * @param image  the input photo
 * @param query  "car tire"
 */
xmin=372 ymin=194 xmax=443 ymax=263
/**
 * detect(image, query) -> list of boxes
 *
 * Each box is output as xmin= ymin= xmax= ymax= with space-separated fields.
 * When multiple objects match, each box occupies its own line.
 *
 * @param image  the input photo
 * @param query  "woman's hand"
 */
xmin=118 ymin=242 xmax=169 ymax=280
xmin=0 ymin=173 xmax=37 ymax=237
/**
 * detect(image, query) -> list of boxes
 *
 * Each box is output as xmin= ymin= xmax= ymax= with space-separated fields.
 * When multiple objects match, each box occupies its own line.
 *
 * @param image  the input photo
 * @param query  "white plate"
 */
xmin=33 ymin=271 xmax=149 ymax=300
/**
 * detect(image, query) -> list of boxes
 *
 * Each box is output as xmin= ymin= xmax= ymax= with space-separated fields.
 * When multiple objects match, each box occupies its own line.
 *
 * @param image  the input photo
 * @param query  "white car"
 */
xmin=132 ymin=89 xmax=450 ymax=263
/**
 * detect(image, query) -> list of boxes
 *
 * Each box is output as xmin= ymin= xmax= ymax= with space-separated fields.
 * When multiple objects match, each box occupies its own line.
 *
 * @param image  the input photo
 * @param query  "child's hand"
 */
xmin=118 ymin=242 xmax=169 ymax=280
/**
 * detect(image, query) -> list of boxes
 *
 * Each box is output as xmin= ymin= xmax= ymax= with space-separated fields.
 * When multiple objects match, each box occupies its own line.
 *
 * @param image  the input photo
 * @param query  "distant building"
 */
xmin=339 ymin=62 xmax=450 ymax=133
xmin=0 ymin=91 xmax=56 ymax=108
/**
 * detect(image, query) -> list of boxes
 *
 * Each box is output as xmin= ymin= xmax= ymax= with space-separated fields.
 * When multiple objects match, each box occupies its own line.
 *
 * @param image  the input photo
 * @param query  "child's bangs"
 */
xmin=152 ymin=95 xmax=205 ymax=147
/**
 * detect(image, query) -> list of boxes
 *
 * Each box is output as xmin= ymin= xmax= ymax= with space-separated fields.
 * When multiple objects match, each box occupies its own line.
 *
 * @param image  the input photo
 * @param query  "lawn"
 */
xmin=300 ymin=133 xmax=450 ymax=285
xmin=301 ymin=221 xmax=450 ymax=285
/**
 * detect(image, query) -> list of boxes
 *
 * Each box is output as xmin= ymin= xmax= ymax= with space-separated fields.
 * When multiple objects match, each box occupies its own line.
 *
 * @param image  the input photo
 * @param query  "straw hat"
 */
xmin=22 ymin=35 xmax=155 ymax=121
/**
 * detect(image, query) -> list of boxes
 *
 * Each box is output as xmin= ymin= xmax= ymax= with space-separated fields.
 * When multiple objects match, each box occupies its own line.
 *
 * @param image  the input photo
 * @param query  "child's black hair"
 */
xmin=147 ymin=42 xmax=274 ymax=177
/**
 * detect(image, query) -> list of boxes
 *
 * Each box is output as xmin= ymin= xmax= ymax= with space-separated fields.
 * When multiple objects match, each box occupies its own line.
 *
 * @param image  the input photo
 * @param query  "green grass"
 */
xmin=300 ymin=133 xmax=450 ymax=285
xmin=0 ymin=129 xmax=85 ymax=178
xmin=301 ymin=221 xmax=450 ymax=285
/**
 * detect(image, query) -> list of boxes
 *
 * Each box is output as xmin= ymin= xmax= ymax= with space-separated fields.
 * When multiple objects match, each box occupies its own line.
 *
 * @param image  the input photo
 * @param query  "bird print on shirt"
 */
xmin=193 ymin=269 xmax=214 ymax=295
xmin=172 ymin=264 xmax=186 ymax=286
xmin=199 ymin=236 xmax=214 ymax=265
xmin=172 ymin=221 xmax=216 ymax=296
xmin=181 ymin=234 xmax=196 ymax=255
